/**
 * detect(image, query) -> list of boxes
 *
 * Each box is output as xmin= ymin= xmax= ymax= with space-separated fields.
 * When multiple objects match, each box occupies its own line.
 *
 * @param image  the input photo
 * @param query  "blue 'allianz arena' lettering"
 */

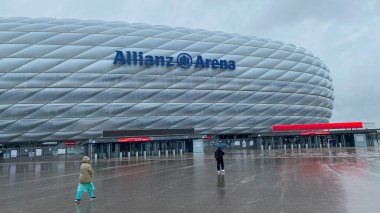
xmin=113 ymin=50 xmax=235 ymax=70
xmin=194 ymin=56 xmax=235 ymax=70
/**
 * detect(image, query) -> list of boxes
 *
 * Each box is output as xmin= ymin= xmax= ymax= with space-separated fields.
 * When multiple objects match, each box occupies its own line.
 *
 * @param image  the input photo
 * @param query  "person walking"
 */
xmin=74 ymin=156 xmax=96 ymax=204
xmin=215 ymin=147 xmax=225 ymax=175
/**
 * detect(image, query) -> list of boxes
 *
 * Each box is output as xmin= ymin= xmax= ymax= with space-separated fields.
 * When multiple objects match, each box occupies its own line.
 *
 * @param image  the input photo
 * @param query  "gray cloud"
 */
xmin=1 ymin=0 xmax=379 ymax=127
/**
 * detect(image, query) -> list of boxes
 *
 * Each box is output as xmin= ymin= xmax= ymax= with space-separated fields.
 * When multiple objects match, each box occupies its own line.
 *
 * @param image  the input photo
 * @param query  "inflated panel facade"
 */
xmin=0 ymin=17 xmax=334 ymax=142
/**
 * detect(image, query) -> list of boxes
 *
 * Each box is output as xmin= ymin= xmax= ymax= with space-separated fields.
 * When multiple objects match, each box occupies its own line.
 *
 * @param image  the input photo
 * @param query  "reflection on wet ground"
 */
xmin=1 ymin=147 xmax=380 ymax=213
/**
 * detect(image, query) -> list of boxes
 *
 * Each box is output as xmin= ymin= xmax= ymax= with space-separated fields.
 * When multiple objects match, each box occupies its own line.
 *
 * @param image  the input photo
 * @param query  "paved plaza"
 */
xmin=1 ymin=147 xmax=380 ymax=213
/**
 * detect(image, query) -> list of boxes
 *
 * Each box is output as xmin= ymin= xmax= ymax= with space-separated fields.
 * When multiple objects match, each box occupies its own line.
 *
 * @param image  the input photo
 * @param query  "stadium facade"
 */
xmin=0 ymin=17 xmax=334 ymax=144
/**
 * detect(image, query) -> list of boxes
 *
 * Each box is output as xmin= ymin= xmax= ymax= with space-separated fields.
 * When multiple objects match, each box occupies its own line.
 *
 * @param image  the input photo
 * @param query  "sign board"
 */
xmin=242 ymin=140 xmax=247 ymax=148
xmin=42 ymin=142 xmax=57 ymax=145
xmin=113 ymin=51 xmax=236 ymax=70
xmin=273 ymin=122 xmax=363 ymax=132
xmin=35 ymin=148 xmax=42 ymax=156
xmin=250 ymin=141 xmax=254 ymax=146
xmin=300 ymin=130 xmax=329 ymax=135
xmin=11 ymin=150 xmax=18 ymax=158
xmin=104 ymin=128 xmax=194 ymax=137
xmin=64 ymin=141 xmax=76 ymax=146
xmin=202 ymin=135 xmax=212 ymax=140
xmin=117 ymin=137 xmax=150 ymax=142
xmin=58 ymin=149 xmax=66 ymax=155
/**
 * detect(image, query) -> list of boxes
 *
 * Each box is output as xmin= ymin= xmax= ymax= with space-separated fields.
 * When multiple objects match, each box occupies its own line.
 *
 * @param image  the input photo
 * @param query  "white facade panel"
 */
xmin=0 ymin=17 xmax=334 ymax=142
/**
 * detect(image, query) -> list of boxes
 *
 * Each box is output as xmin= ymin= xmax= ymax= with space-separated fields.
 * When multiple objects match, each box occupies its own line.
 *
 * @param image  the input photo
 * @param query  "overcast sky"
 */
xmin=1 ymin=0 xmax=379 ymax=127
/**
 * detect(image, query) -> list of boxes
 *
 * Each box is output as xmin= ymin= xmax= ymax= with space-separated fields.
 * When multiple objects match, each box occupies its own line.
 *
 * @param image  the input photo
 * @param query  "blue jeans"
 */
xmin=75 ymin=183 xmax=95 ymax=200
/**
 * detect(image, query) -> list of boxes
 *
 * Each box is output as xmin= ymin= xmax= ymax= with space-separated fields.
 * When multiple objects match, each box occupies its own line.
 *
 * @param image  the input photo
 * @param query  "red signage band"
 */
xmin=202 ymin=135 xmax=213 ymax=140
xmin=64 ymin=141 xmax=76 ymax=146
xmin=117 ymin=137 xmax=150 ymax=142
xmin=272 ymin=122 xmax=363 ymax=132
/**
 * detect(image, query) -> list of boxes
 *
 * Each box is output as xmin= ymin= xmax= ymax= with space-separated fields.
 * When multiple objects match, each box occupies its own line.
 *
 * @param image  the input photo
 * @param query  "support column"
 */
xmin=107 ymin=143 xmax=111 ymax=159
xmin=88 ymin=144 xmax=92 ymax=159
xmin=258 ymin=137 xmax=262 ymax=148
xmin=309 ymin=136 xmax=312 ymax=148
xmin=115 ymin=143 xmax=120 ymax=158
xmin=314 ymin=136 xmax=318 ymax=148
xmin=153 ymin=142 xmax=157 ymax=156
xmin=342 ymin=134 xmax=346 ymax=147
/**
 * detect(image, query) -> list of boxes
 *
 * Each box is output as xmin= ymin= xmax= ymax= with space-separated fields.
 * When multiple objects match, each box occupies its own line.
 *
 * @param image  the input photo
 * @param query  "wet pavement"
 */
xmin=1 ymin=147 xmax=380 ymax=213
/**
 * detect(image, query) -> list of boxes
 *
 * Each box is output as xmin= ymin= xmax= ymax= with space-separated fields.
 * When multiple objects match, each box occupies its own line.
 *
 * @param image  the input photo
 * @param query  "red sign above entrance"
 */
xmin=117 ymin=137 xmax=150 ymax=142
xmin=64 ymin=141 xmax=76 ymax=146
xmin=202 ymin=135 xmax=213 ymax=140
xmin=272 ymin=122 xmax=363 ymax=132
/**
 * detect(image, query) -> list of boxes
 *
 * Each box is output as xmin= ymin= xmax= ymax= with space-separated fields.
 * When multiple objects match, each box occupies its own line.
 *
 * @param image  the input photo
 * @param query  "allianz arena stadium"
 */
xmin=0 ymin=17 xmax=334 ymax=143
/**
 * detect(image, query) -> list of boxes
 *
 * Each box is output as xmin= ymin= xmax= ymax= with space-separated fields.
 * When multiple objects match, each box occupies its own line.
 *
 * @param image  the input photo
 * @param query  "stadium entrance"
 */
xmin=85 ymin=129 xmax=196 ymax=159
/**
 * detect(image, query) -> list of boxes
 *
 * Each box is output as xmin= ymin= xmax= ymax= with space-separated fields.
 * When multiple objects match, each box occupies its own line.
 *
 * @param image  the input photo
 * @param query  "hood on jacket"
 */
xmin=82 ymin=156 xmax=90 ymax=163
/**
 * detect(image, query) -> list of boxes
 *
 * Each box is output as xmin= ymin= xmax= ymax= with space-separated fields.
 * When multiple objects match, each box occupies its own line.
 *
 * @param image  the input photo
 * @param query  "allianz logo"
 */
xmin=113 ymin=50 xmax=236 ymax=70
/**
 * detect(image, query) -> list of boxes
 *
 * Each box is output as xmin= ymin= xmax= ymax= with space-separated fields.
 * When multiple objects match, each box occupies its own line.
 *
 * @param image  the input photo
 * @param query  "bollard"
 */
xmin=268 ymin=145 xmax=271 ymax=150
xmin=143 ymin=151 xmax=146 ymax=158
xmin=127 ymin=152 xmax=131 ymax=158
xmin=291 ymin=144 xmax=294 ymax=150
xmin=165 ymin=150 xmax=168 ymax=157
xmin=327 ymin=143 xmax=330 ymax=148
xmin=284 ymin=144 xmax=287 ymax=150
xmin=136 ymin=151 xmax=138 ymax=158
xmin=298 ymin=144 xmax=301 ymax=149
xmin=339 ymin=143 xmax=342 ymax=148
xmin=306 ymin=144 xmax=308 ymax=149
xmin=179 ymin=149 xmax=183 ymax=155
xmin=261 ymin=145 xmax=264 ymax=151
xmin=319 ymin=143 xmax=322 ymax=148
xmin=172 ymin=150 xmax=176 ymax=156
xmin=119 ymin=152 xmax=123 ymax=158
xmin=94 ymin=153 xmax=97 ymax=160
xmin=158 ymin=150 xmax=161 ymax=157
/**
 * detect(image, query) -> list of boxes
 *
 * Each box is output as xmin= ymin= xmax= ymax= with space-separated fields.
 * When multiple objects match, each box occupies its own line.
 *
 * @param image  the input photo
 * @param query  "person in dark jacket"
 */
xmin=215 ymin=148 xmax=225 ymax=175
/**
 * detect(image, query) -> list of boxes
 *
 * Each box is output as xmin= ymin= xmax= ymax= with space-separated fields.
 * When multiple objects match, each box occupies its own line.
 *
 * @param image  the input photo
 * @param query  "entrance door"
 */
xmin=90 ymin=144 xmax=109 ymax=159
